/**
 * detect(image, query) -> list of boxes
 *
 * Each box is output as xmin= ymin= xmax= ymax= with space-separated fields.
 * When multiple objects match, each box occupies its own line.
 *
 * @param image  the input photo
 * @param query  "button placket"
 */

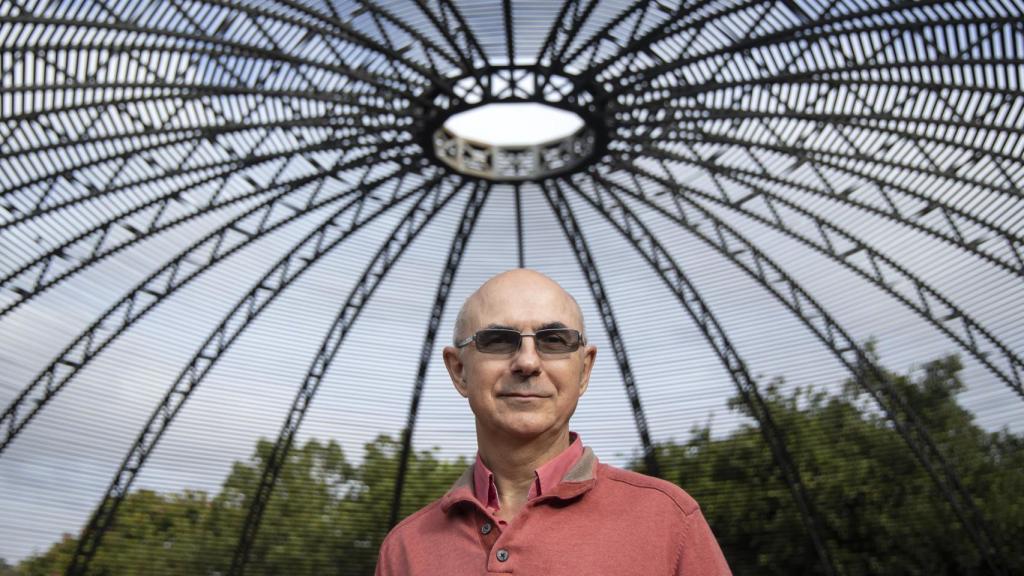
xmin=482 ymin=514 xmax=514 ymax=572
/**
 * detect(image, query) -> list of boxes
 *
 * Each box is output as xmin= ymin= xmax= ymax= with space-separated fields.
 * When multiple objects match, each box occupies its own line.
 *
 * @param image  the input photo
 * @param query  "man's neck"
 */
xmin=476 ymin=428 xmax=572 ymax=521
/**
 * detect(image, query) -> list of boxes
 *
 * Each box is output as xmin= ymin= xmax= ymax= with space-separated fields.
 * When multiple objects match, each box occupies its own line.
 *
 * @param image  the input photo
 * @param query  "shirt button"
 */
xmin=480 ymin=522 xmax=492 ymax=535
xmin=496 ymin=549 xmax=509 ymax=562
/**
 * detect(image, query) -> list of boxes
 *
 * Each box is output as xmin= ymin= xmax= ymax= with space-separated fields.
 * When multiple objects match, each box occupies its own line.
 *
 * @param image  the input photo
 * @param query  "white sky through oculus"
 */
xmin=443 ymin=102 xmax=585 ymax=146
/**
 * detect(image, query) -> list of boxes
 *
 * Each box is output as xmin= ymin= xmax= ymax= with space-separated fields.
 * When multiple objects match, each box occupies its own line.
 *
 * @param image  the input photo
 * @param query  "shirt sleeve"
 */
xmin=676 ymin=508 xmax=732 ymax=575
xmin=374 ymin=533 xmax=398 ymax=576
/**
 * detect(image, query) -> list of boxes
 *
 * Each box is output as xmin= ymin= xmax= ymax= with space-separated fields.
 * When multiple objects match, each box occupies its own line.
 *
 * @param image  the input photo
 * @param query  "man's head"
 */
xmin=443 ymin=269 xmax=596 ymax=445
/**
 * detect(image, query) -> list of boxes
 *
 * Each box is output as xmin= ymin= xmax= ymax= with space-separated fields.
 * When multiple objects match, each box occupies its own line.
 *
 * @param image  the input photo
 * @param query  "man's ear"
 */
xmin=443 ymin=345 xmax=469 ymax=398
xmin=578 ymin=344 xmax=597 ymax=397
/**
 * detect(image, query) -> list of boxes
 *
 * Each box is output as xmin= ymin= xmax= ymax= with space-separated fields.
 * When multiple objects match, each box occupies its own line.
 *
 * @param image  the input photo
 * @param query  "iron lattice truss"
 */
xmin=1 ymin=1 xmax=1023 ymax=574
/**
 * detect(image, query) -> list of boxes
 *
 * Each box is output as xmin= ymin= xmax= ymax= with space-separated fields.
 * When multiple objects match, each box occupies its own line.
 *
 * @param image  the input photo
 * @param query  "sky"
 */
xmin=443 ymin=102 xmax=585 ymax=146
xmin=2 ymin=169 xmax=1020 ymax=564
xmin=1 ymin=0 xmax=1023 ymax=566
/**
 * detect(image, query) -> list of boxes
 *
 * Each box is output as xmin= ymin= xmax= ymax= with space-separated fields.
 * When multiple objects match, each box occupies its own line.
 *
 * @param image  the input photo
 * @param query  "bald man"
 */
xmin=376 ymin=270 xmax=730 ymax=575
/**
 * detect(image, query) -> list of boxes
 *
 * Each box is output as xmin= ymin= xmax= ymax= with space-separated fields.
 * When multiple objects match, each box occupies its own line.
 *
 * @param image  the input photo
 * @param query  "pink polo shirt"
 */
xmin=377 ymin=437 xmax=731 ymax=575
xmin=473 ymin=432 xmax=584 ymax=526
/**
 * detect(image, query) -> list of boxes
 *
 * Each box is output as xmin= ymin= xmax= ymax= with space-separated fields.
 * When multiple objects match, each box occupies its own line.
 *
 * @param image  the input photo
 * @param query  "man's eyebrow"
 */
xmin=538 ymin=321 xmax=569 ymax=330
xmin=480 ymin=322 xmax=570 ymax=331
xmin=483 ymin=323 xmax=516 ymax=330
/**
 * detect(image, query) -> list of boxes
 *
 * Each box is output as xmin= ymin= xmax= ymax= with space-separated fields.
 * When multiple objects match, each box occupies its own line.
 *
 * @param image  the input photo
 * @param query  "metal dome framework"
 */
xmin=0 ymin=1 xmax=1022 ymax=574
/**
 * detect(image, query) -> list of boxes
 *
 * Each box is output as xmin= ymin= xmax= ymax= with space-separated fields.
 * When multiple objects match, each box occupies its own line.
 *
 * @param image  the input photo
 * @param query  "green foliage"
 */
xmin=14 ymin=436 xmax=464 ymax=576
xmin=0 ymin=558 xmax=20 ymax=576
xmin=639 ymin=354 xmax=1024 ymax=575
xmin=12 ymin=354 xmax=1022 ymax=575
xmin=12 ymin=534 xmax=76 ymax=576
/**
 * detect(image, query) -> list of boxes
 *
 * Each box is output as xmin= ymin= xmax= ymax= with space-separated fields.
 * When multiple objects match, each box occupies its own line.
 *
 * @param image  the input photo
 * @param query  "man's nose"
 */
xmin=511 ymin=336 xmax=542 ymax=376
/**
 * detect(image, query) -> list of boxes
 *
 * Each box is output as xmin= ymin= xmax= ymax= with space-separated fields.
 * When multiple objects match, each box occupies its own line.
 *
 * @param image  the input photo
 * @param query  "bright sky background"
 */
xmin=2 ymin=0 xmax=1023 ymax=568
xmin=443 ymin=103 xmax=585 ymax=146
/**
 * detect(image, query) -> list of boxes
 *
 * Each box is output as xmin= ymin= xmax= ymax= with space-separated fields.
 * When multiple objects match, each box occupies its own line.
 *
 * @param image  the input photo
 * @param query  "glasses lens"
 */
xmin=474 ymin=329 xmax=521 ymax=354
xmin=534 ymin=328 xmax=580 ymax=353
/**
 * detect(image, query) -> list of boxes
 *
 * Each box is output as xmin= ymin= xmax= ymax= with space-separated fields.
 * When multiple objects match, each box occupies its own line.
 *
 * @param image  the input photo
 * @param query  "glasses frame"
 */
xmin=455 ymin=327 xmax=586 ymax=354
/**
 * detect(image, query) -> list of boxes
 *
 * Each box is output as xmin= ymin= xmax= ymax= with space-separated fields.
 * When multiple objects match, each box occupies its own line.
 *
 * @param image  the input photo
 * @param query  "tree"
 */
xmin=14 ymin=353 xmax=1021 ymax=575
xmin=17 ymin=533 xmax=88 ymax=576
xmin=332 ymin=435 xmax=466 ymax=575
xmin=207 ymin=438 xmax=355 ymax=575
xmin=0 ymin=558 xmax=19 ymax=576
xmin=14 ymin=436 xmax=464 ymax=576
xmin=636 ymin=354 xmax=1024 ymax=575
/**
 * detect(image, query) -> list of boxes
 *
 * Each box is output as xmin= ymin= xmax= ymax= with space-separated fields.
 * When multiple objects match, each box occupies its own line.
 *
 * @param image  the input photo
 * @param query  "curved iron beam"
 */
xmin=1 ymin=0 xmax=453 ymax=122
xmin=0 ymin=3 xmax=432 ymax=142
xmin=536 ymin=0 xmax=584 ymax=69
xmin=348 ymin=0 xmax=462 ymax=82
xmin=614 ymin=109 xmax=1024 ymax=167
xmin=598 ymin=161 xmax=1010 ymax=572
xmin=554 ymin=175 xmax=840 ymax=576
xmin=0 ymin=83 xmax=409 ymax=127
xmin=540 ymin=179 xmax=660 ymax=478
xmin=611 ymin=13 xmax=1021 ymax=208
xmin=615 ymin=149 xmax=1024 ymax=402
xmin=514 ymin=184 xmax=525 ymax=269
xmin=366 ymin=6 xmax=445 ymax=84
xmin=501 ymin=0 xmax=514 ymax=66
xmin=560 ymin=0 xmax=708 ymax=82
xmin=0 ymin=107 xmax=400 ymax=165
xmin=0 ymin=0 xmax=348 ymax=250
xmin=0 ymin=144 xmax=420 ymax=455
xmin=388 ymin=181 xmax=490 ymax=528
xmin=615 ymin=55 xmax=1024 ymax=115
xmin=64 ymin=169 xmax=450 ymax=576
xmin=207 ymin=0 xmax=459 ymax=95
xmin=609 ymin=7 xmax=1013 ymax=93
xmin=536 ymin=0 xmax=602 ymax=81
xmin=581 ymin=0 xmax=816 ymax=87
xmin=0 ymin=13 xmax=432 ymax=102
xmin=228 ymin=179 xmax=482 ymax=575
xmin=613 ymin=5 xmax=1021 ymax=201
xmin=0 ymin=136 xmax=406 ymax=306
xmin=615 ymin=106 xmax=1024 ymax=140
xmin=578 ymin=0 xmax=658 ymax=88
xmin=611 ymin=133 xmax=1024 ymax=277
xmin=407 ymin=0 xmax=490 ymax=79
xmin=0 ymin=136 xmax=413 ymax=314
xmin=3 ymin=0 xmax=253 ymax=148
xmin=0 ymin=61 xmax=395 ymax=215
xmin=0 ymin=65 xmax=423 ymax=112
xmin=430 ymin=0 xmax=492 ymax=70
xmin=402 ymin=0 xmax=473 ymax=78
xmin=0 ymin=47 xmax=407 ymax=215
xmin=0 ymin=124 xmax=381 ymax=233
xmin=0 ymin=120 xmax=400 ymax=231
xmin=356 ymin=5 xmax=429 ymax=90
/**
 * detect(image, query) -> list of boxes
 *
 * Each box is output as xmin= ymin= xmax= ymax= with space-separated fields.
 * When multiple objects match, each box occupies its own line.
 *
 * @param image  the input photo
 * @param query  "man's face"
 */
xmin=443 ymin=273 xmax=596 ymax=443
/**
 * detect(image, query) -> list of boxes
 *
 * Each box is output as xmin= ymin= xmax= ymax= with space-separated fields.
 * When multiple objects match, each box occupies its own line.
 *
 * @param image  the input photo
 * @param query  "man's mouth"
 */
xmin=498 ymin=392 xmax=549 ymax=398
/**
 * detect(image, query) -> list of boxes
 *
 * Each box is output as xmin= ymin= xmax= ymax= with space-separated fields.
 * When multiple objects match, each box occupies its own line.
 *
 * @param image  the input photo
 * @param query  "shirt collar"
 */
xmin=442 ymin=433 xmax=597 ymax=514
xmin=472 ymin=432 xmax=584 ymax=510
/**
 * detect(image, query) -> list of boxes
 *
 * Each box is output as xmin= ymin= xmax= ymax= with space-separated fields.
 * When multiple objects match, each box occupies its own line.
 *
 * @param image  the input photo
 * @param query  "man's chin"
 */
xmin=490 ymin=417 xmax=561 ymax=441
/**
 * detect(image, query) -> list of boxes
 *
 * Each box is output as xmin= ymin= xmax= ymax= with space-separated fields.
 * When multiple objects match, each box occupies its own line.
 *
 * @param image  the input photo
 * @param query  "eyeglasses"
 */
xmin=455 ymin=328 xmax=585 ymax=355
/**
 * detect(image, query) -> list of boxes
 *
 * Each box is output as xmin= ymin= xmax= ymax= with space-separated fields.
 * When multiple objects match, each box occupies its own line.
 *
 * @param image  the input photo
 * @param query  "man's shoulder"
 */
xmin=376 ymin=496 xmax=459 ymax=574
xmin=384 ymin=497 xmax=447 ymax=542
xmin=596 ymin=463 xmax=701 ymax=517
